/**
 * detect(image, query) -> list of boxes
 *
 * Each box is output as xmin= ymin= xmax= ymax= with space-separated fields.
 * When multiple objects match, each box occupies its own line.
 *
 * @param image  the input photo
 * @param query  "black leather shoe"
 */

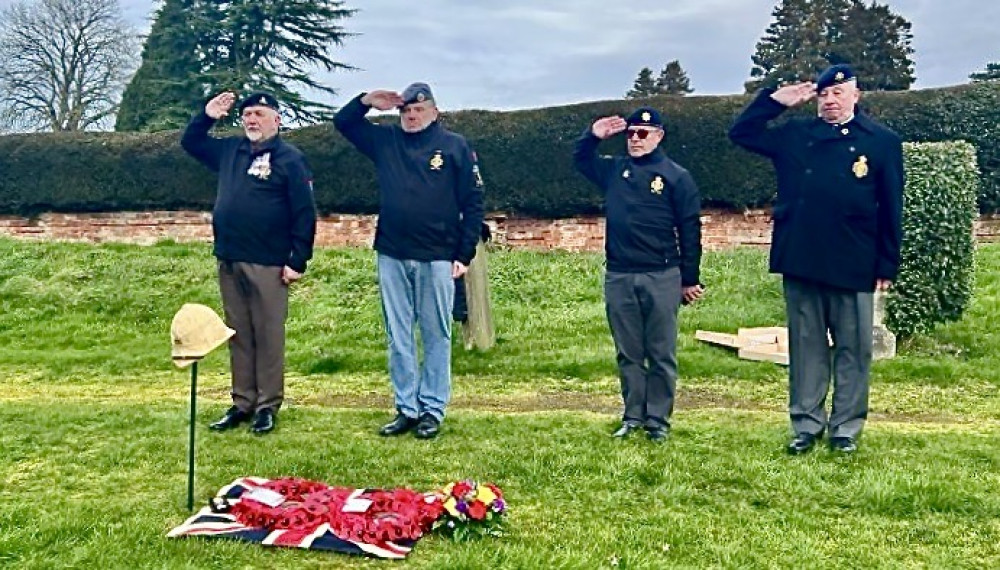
xmin=646 ymin=426 xmax=670 ymax=442
xmin=611 ymin=422 xmax=641 ymax=438
xmin=209 ymin=406 xmax=251 ymax=431
xmin=379 ymin=413 xmax=418 ymax=436
xmin=787 ymin=433 xmax=819 ymax=455
xmin=250 ymin=408 xmax=276 ymax=434
xmin=414 ymin=415 xmax=441 ymax=439
xmin=829 ymin=436 xmax=857 ymax=454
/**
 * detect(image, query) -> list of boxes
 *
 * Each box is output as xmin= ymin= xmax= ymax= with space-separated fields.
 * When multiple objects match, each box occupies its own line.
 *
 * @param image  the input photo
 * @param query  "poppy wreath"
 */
xmin=228 ymin=478 xmax=445 ymax=544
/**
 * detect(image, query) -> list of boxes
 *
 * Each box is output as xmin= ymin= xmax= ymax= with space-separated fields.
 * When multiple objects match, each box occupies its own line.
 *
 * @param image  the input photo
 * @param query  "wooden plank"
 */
xmin=738 ymin=344 xmax=790 ymax=366
xmin=695 ymin=330 xmax=745 ymax=348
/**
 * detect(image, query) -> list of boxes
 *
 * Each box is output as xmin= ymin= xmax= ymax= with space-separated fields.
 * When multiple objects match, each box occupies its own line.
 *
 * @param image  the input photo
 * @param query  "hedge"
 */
xmin=0 ymin=83 xmax=998 ymax=217
xmin=887 ymin=142 xmax=978 ymax=338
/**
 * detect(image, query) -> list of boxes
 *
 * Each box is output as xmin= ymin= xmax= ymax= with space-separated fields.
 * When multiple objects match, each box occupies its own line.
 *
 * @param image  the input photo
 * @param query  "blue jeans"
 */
xmin=377 ymin=254 xmax=454 ymax=422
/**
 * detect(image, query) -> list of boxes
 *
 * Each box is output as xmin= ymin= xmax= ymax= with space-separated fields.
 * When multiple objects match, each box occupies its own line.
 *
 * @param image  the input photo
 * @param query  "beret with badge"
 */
xmin=400 ymin=82 xmax=435 ymax=106
xmin=238 ymin=91 xmax=280 ymax=114
xmin=626 ymin=106 xmax=664 ymax=129
xmin=815 ymin=64 xmax=856 ymax=92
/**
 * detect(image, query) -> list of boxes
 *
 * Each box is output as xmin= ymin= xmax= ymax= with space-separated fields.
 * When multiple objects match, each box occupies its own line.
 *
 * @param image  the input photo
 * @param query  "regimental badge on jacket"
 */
xmin=247 ymin=153 xmax=272 ymax=179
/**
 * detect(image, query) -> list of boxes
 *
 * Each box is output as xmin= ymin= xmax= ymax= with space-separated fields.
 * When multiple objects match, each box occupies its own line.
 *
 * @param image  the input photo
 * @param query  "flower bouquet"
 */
xmin=431 ymin=480 xmax=507 ymax=541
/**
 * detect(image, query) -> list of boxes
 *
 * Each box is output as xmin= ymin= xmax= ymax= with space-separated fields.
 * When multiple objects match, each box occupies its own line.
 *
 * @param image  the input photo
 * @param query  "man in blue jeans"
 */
xmin=334 ymin=82 xmax=485 ymax=439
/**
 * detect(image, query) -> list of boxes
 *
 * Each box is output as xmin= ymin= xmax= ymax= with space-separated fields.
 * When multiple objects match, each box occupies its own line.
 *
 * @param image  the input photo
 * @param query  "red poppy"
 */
xmin=467 ymin=500 xmax=488 ymax=520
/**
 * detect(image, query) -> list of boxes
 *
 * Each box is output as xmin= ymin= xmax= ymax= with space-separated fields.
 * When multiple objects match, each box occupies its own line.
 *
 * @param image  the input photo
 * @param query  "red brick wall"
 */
xmin=1 ymin=209 xmax=998 ymax=250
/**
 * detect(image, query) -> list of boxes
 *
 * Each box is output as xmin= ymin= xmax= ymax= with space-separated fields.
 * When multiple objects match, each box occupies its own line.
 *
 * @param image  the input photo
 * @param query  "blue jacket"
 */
xmin=334 ymin=95 xmax=485 ymax=265
xmin=574 ymin=130 xmax=702 ymax=285
xmin=729 ymin=89 xmax=904 ymax=292
xmin=181 ymin=111 xmax=317 ymax=272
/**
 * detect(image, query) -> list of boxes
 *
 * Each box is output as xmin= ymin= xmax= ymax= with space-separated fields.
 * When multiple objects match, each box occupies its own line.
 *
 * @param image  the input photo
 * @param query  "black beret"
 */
xmin=401 ymin=82 xmax=435 ymax=105
xmin=625 ymin=106 xmax=664 ymax=128
xmin=815 ymin=64 xmax=856 ymax=92
xmin=238 ymin=92 xmax=279 ymax=113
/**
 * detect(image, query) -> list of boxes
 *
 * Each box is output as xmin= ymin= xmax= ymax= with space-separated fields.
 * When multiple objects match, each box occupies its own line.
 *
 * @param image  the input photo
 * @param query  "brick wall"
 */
xmin=1 ymin=209 xmax=999 ymax=250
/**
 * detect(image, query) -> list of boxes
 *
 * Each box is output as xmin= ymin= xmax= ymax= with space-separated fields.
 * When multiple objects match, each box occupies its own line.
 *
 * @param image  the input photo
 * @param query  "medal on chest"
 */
xmin=247 ymin=153 xmax=272 ymax=179
xmin=852 ymin=155 xmax=869 ymax=178
xmin=650 ymin=175 xmax=664 ymax=195
xmin=429 ymin=150 xmax=444 ymax=171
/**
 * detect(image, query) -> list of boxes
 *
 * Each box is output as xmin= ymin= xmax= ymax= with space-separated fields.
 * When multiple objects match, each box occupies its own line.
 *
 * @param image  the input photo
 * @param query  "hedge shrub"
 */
xmin=887 ymin=142 xmax=979 ymax=338
xmin=0 ymin=83 xmax=998 ymax=217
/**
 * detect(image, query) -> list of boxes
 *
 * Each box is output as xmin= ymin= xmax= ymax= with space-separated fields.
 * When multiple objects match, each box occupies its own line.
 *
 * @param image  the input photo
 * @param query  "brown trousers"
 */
xmin=218 ymin=260 xmax=288 ymax=413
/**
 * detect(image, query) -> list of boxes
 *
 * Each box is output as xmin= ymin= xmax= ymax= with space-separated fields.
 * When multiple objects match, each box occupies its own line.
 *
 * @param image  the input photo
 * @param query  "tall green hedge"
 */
xmin=1 ymin=83 xmax=998 ymax=216
xmin=887 ymin=142 xmax=979 ymax=338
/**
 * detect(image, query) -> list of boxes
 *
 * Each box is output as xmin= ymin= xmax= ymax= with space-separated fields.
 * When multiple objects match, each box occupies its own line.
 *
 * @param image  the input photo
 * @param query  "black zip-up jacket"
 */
xmin=181 ymin=111 xmax=317 ymax=272
xmin=574 ymin=130 xmax=702 ymax=285
xmin=333 ymin=94 xmax=485 ymax=265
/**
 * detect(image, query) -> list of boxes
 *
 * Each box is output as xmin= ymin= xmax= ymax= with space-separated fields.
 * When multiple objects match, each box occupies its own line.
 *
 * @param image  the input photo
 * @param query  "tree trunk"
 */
xmin=461 ymin=240 xmax=495 ymax=350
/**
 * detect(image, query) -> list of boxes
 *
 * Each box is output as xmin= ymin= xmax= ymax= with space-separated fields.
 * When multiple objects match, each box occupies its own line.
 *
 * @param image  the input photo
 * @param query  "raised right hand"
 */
xmin=769 ymin=82 xmax=817 ymax=108
xmin=206 ymin=92 xmax=236 ymax=119
xmin=591 ymin=116 xmax=627 ymax=139
xmin=361 ymin=90 xmax=404 ymax=111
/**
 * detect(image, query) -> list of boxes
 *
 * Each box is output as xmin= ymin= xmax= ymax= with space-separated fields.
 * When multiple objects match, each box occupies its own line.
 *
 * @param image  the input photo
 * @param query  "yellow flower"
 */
xmin=476 ymin=486 xmax=497 ymax=504
xmin=443 ymin=497 xmax=460 ymax=517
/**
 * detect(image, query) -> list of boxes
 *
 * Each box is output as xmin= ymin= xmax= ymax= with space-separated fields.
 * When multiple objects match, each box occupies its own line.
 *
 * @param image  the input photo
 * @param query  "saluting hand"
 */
xmin=361 ymin=90 xmax=404 ymax=111
xmin=206 ymin=92 xmax=236 ymax=119
xmin=770 ymin=82 xmax=817 ymax=108
xmin=591 ymin=116 xmax=627 ymax=140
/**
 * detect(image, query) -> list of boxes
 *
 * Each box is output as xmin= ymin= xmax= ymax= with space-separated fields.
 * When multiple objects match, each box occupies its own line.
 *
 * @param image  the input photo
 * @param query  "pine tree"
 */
xmin=626 ymin=67 xmax=657 ymax=99
xmin=654 ymin=60 xmax=694 ymax=95
xmin=116 ymin=0 xmax=203 ymax=131
xmin=970 ymin=62 xmax=1000 ymax=82
xmin=745 ymin=0 xmax=913 ymax=93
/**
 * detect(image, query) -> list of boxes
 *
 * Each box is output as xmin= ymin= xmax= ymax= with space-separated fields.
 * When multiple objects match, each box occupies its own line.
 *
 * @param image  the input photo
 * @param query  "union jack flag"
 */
xmin=167 ymin=477 xmax=418 ymax=559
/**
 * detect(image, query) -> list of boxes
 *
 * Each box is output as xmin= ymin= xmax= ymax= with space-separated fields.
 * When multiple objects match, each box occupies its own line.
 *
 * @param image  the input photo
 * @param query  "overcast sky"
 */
xmin=11 ymin=0 xmax=1000 ymax=111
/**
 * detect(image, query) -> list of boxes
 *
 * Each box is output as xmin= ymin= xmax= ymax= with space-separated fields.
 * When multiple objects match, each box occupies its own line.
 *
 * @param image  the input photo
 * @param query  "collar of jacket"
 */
xmin=402 ymin=120 xmax=441 ymax=142
xmin=243 ymin=134 xmax=282 ymax=155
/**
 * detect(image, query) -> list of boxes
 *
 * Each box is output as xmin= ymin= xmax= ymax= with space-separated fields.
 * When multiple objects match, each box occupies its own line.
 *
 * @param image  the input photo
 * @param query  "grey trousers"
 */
xmin=783 ymin=277 xmax=873 ymax=439
xmin=218 ymin=260 xmax=288 ymax=413
xmin=604 ymin=267 xmax=682 ymax=429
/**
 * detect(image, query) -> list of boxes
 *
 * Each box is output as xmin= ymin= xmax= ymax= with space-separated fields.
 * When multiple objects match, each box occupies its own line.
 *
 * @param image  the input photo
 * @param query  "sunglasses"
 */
xmin=627 ymin=128 xmax=658 ymax=140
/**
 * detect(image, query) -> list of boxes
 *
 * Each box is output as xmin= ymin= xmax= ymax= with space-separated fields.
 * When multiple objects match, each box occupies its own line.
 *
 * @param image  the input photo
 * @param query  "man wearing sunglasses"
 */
xmin=180 ymin=91 xmax=318 ymax=435
xmin=574 ymin=107 xmax=704 ymax=442
xmin=729 ymin=64 xmax=904 ymax=455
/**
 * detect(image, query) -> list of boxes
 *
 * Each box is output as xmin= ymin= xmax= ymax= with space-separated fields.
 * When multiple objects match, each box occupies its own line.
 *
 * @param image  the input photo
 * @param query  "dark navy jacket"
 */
xmin=729 ymin=89 xmax=904 ymax=292
xmin=181 ymin=111 xmax=317 ymax=272
xmin=574 ymin=130 xmax=702 ymax=286
xmin=333 ymin=95 xmax=485 ymax=265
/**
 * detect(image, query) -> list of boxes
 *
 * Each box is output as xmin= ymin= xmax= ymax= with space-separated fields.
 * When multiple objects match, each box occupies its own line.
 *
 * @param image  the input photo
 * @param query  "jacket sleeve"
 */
xmin=333 ymin=94 xmax=383 ymax=160
xmin=180 ymin=111 xmax=226 ymax=171
xmin=673 ymin=170 xmax=703 ymax=286
xmin=454 ymin=143 xmax=486 ymax=266
xmin=284 ymin=154 xmax=318 ymax=274
xmin=728 ymin=89 xmax=790 ymax=159
xmin=875 ymin=133 xmax=905 ymax=281
xmin=572 ymin=128 xmax=615 ymax=191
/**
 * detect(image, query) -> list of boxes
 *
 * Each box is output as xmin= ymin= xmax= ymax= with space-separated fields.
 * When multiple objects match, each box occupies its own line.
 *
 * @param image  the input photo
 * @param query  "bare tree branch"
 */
xmin=0 ymin=0 xmax=138 ymax=132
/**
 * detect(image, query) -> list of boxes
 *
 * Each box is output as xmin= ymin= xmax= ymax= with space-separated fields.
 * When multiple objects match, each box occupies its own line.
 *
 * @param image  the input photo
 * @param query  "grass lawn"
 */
xmin=1 ymin=238 xmax=999 ymax=568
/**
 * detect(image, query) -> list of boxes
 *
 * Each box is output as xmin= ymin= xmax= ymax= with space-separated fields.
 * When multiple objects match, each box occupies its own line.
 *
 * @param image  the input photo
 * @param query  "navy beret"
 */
xmin=401 ymin=82 xmax=435 ymax=105
xmin=815 ymin=64 xmax=856 ymax=92
xmin=626 ymin=107 xmax=664 ymax=128
xmin=238 ymin=92 xmax=279 ymax=113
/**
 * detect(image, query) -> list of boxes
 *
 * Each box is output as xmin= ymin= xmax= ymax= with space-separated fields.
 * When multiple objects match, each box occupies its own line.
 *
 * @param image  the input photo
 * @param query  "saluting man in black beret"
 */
xmin=334 ymin=82 xmax=485 ymax=440
xmin=729 ymin=64 xmax=904 ymax=455
xmin=180 ymin=91 xmax=317 ymax=435
xmin=574 ymin=106 xmax=705 ymax=442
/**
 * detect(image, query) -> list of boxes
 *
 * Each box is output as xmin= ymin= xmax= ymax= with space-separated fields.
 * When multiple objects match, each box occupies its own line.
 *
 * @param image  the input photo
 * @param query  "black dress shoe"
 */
xmin=611 ymin=422 xmax=641 ymax=438
xmin=250 ymin=408 xmax=276 ymax=434
xmin=646 ymin=426 xmax=670 ymax=442
xmin=379 ymin=413 xmax=418 ymax=436
xmin=209 ymin=406 xmax=251 ymax=431
xmin=414 ymin=415 xmax=441 ymax=439
xmin=829 ymin=436 xmax=857 ymax=454
xmin=787 ymin=433 xmax=819 ymax=455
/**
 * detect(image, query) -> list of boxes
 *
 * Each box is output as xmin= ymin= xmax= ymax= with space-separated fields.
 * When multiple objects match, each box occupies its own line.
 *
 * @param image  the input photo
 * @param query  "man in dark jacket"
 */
xmin=181 ymin=91 xmax=317 ymax=435
xmin=574 ymin=107 xmax=704 ymax=442
xmin=729 ymin=64 xmax=904 ymax=454
xmin=334 ymin=83 xmax=485 ymax=439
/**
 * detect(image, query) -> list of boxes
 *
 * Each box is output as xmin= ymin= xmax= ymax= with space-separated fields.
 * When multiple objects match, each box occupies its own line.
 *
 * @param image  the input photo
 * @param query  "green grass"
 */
xmin=2 ymin=238 xmax=1000 ymax=568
